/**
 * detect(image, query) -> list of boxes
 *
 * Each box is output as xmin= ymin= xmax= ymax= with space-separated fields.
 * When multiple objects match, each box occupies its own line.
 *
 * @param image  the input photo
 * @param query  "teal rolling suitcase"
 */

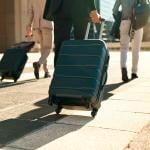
xmin=49 ymin=39 xmax=109 ymax=117
xmin=0 ymin=41 xmax=35 ymax=82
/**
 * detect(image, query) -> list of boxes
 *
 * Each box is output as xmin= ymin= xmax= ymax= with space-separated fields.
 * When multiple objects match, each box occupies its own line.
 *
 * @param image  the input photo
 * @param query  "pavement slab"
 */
xmin=3 ymin=123 xmax=136 ymax=150
xmin=0 ymin=78 xmax=51 ymax=111
xmin=0 ymin=100 xmax=53 ymax=121
xmin=0 ymin=119 xmax=46 ymax=147
xmin=56 ymin=108 xmax=150 ymax=133
xmin=125 ymin=122 xmax=150 ymax=150
xmin=103 ymin=100 xmax=150 ymax=114
xmin=0 ymin=51 xmax=150 ymax=150
xmin=0 ymin=92 xmax=47 ymax=110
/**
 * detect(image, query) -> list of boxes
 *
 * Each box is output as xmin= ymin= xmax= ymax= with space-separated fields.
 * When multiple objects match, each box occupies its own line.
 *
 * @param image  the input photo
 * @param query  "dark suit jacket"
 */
xmin=43 ymin=0 xmax=62 ymax=21
xmin=43 ymin=0 xmax=96 ymax=21
xmin=72 ymin=0 xmax=96 ymax=21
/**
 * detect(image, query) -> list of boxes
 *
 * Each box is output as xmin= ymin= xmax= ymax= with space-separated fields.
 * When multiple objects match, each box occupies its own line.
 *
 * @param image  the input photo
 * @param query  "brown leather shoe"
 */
xmin=44 ymin=72 xmax=51 ymax=78
xmin=33 ymin=62 xmax=40 ymax=79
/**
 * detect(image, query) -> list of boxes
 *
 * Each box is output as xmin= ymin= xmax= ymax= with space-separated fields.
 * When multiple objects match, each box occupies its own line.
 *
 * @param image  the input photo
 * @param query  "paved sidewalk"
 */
xmin=0 ymin=51 xmax=150 ymax=150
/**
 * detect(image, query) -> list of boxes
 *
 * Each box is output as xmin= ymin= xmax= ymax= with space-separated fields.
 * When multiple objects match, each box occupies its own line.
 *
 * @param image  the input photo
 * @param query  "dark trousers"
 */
xmin=54 ymin=19 xmax=88 ymax=66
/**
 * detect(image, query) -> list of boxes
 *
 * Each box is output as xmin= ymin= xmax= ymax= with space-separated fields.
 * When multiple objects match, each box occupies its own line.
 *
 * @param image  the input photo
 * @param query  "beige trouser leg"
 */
xmin=33 ymin=28 xmax=53 ymax=72
xmin=120 ymin=20 xmax=143 ymax=74
xmin=120 ymin=20 xmax=131 ymax=69
xmin=131 ymin=28 xmax=143 ymax=74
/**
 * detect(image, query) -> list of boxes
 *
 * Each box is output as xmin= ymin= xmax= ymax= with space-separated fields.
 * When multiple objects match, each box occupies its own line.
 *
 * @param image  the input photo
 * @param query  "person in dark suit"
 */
xmin=44 ymin=0 xmax=101 ymax=66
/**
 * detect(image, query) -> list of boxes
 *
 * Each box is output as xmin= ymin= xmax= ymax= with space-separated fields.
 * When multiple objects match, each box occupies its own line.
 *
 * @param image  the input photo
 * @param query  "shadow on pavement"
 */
xmin=0 ymin=98 xmax=92 ymax=149
xmin=0 ymin=79 xmax=37 ymax=89
xmin=102 ymin=82 xmax=124 ymax=101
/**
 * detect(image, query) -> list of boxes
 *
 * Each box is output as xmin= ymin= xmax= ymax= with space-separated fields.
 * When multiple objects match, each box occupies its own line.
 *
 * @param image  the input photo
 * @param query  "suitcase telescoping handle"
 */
xmin=84 ymin=18 xmax=105 ymax=40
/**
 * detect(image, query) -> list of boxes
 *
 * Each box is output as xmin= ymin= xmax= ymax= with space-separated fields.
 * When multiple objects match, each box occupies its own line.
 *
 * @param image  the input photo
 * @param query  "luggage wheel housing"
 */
xmin=91 ymin=108 xmax=98 ymax=117
xmin=1 ymin=75 xmax=4 ymax=82
xmin=55 ymin=105 xmax=63 ymax=114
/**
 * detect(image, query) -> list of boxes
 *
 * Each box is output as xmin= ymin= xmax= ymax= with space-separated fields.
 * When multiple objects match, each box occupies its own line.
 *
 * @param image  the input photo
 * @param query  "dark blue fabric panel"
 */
xmin=54 ymin=66 xmax=101 ymax=78
xmin=52 ymin=76 xmax=99 ymax=89
xmin=59 ymin=40 xmax=106 ymax=56
xmin=51 ymin=88 xmax=96 ymax=98
xmin=57 ymin=55 xmax=104 ymax=67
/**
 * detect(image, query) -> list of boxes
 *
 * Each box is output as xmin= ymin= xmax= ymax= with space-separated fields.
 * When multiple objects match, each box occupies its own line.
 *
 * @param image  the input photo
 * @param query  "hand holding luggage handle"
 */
xmin=84 ymin=18 xmax=105 ymax=40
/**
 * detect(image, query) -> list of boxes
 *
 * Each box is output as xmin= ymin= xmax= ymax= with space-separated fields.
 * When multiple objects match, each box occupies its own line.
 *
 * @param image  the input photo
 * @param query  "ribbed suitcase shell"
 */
xmin=49 ymin=40 xmax=109 ymax=116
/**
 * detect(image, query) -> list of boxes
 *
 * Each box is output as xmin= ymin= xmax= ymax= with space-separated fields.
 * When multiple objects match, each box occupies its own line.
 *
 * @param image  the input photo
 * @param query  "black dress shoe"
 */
xmin=131 ymin=73 xmax=138 ymax=79
xmin=121 ymin=68 xmax=129 ymax=83
xmin=33 ymin=62 xmax=40 ymax=79
xmin=44 ymin=72 xmax=51 ymax=78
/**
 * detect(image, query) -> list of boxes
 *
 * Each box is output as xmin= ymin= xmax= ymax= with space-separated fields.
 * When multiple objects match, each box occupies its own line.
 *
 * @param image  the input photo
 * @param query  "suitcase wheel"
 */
xmin=14 ymin=78 xmax=18 ymax=83
xmin=91 ymin=108 xmax=98 ymax=118
xmin=1 ymin=76 xmax=4 ymax=82
xmin=55 ymin=105 xmax=62 ymax=114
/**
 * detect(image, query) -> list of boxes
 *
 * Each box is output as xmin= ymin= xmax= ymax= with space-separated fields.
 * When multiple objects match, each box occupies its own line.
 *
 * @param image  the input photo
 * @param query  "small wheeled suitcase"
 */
xmin=48 ymin=23 xmax=109 ymax=117
xmin=0 ymin=41 xmax=35 ymax=82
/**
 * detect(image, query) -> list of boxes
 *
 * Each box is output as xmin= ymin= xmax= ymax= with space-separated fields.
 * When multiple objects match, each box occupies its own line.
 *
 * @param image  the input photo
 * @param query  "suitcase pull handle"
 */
xmin=84 ymin=19 xmax=105 ymax=40
xmin=84 ymin=23 xmax=91 ymax=40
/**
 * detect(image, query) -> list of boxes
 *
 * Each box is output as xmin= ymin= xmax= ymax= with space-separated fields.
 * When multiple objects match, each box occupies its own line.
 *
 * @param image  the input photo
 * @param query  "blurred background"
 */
xmin=0 ymin=0 xmax=149 ymax=52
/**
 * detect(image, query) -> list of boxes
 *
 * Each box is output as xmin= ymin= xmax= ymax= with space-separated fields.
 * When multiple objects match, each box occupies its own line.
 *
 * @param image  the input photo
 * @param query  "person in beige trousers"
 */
xmin=113 ymin=0 xmax=143 ymax=83
xmin=26 ymin=0 xmax=53 ymax=79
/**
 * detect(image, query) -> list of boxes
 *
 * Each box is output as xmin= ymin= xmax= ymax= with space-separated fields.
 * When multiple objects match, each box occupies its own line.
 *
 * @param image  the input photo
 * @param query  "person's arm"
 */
xmin=112 ymin=0 xmax=121 ymax=19
xmin=88 ymin=0 xmax=101 ymax=23
xmin=26 ymin=0 xmax=34 ymax=37
xmin=88 ymin=0 xmax=96 ymax=11
xmin=43 ymin=0 xmax=52 ymax=20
